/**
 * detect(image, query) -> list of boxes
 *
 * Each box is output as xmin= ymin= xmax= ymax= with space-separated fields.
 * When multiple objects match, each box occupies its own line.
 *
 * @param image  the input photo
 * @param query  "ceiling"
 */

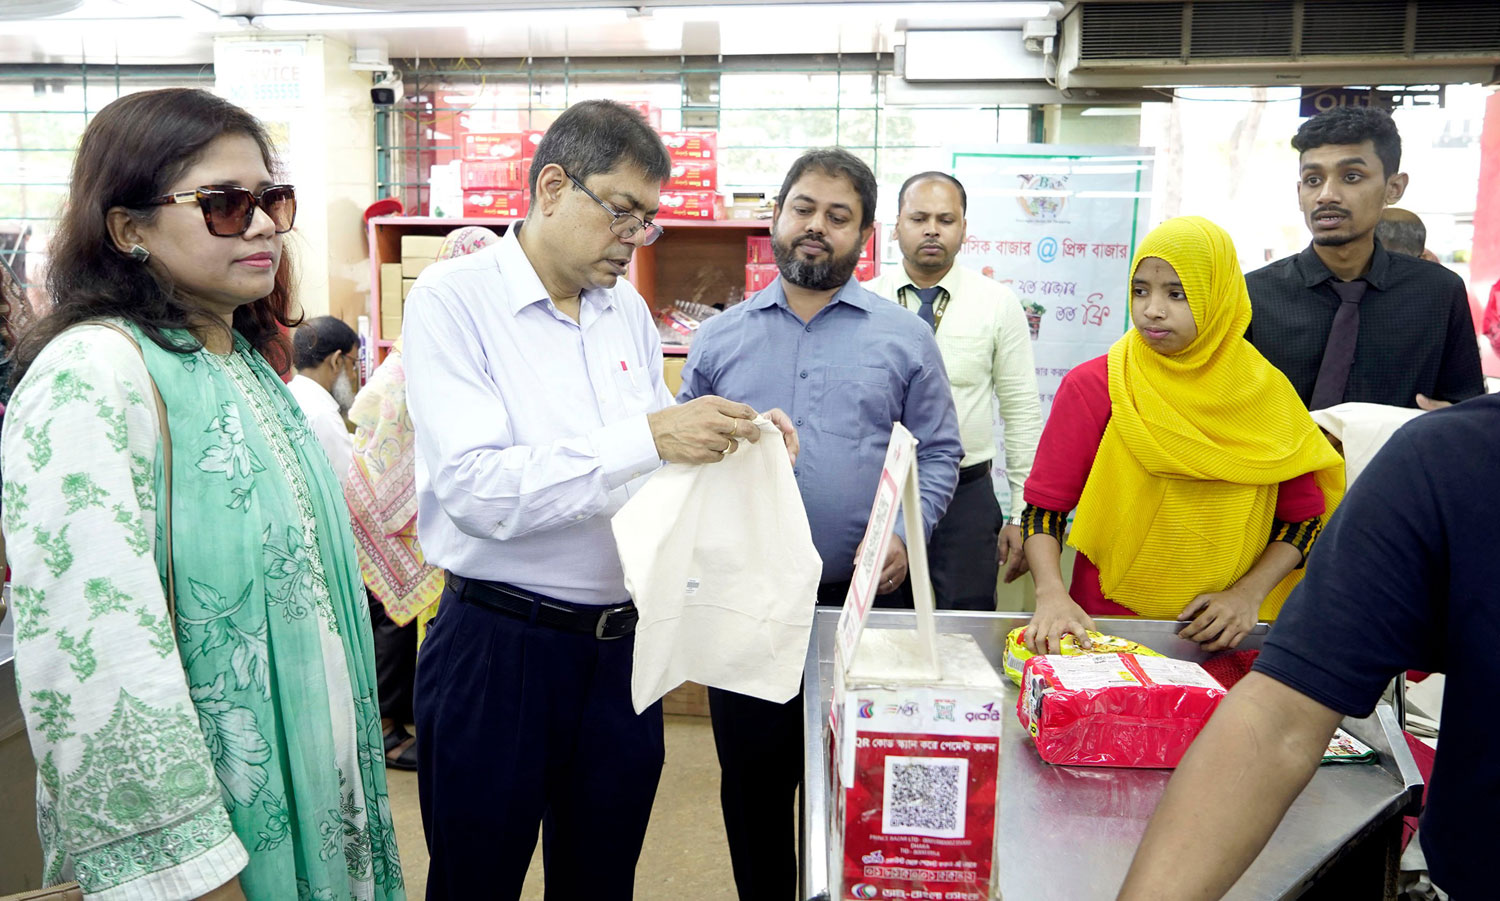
xmin=0 ymin=0 xmax=1061 ymax=66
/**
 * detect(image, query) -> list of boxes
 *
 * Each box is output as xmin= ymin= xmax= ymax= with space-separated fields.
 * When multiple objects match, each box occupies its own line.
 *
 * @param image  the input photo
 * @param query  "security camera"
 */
xmin=370 ymin=70 xmax=403 ymax=107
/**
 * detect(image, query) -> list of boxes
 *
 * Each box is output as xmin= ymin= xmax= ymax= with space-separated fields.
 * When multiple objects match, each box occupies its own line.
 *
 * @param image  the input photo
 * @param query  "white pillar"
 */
xmin=215 ymin=34 xmax=375 ymax=322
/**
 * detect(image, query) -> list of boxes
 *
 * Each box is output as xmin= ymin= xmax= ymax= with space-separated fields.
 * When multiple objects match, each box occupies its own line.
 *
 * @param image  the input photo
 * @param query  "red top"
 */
xmin=1024 ymin=355 xmax=1327 ymax=616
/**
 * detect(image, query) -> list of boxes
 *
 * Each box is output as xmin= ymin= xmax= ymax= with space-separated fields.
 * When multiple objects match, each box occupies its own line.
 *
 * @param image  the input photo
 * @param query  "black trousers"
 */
xmin=415 ymin=579 xmax=665 ymax=900
xmin=709 ymin=579 xmax=911 ymax=901
xmin=367 ymin=589 xmax=417 ymax=724
xmin=927 ymin=462 xmax=1004 ymax=611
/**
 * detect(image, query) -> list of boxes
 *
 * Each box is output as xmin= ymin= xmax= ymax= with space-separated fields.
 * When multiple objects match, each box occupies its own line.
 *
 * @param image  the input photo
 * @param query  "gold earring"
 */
xmin=129 ymin=244 xmax=150 ymax=262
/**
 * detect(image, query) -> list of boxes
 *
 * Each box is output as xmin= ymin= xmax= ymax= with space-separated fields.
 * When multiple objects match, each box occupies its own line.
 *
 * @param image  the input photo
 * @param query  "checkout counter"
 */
xmin=802 ymin=609 xmax=1426 ymax=901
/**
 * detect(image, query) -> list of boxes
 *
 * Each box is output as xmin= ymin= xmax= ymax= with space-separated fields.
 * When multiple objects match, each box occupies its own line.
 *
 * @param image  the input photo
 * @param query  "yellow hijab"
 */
xmin=1067 ymin=216 xmax=1344 ymax=619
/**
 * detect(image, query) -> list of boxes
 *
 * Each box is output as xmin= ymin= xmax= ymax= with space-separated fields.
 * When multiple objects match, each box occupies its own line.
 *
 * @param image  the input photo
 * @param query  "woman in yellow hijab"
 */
xmin=1020 ymin=216 xmax=1344 ymax=654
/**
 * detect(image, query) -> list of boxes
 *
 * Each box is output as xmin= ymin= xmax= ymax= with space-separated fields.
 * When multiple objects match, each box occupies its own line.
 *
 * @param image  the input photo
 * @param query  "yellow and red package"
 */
xmin=1017 ymin=653 xmax=1226 ymax=768
xmin=1001 ymin=625 xmax=1163 ymax=686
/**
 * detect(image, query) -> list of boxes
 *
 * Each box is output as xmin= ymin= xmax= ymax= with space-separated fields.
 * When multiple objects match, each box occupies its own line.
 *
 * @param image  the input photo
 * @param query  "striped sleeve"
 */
xmin=1270 ymin=515 xmax=1324 ymax=567
xmin=1020 ymin=504 xmax=1068 ymax=544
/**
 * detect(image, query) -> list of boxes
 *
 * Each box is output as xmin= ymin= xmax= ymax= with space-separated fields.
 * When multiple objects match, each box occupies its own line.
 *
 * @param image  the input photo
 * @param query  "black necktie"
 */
xmin=908 ymin=285 xmax=944 ymax=331
xmin=1308 ymin=279 xmax=1368 ymax=410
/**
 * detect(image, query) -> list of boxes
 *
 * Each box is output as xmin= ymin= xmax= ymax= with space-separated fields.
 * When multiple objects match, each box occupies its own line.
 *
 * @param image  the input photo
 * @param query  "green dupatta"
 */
xmin=136 ymin=325 xmax=403 ymax=901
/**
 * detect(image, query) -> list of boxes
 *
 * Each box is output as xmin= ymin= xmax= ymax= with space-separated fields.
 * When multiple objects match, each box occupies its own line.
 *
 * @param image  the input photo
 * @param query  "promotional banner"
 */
xmin=951 ymin=145 xmax=1155 ymax=423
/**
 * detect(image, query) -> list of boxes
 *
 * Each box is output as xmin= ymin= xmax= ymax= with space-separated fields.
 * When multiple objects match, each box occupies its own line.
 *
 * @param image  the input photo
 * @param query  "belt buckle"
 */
xmin=595 ymin=607 xmax=620 ymax=640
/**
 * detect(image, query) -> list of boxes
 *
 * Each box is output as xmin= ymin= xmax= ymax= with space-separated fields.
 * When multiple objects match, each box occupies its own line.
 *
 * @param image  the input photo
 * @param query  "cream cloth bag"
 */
xmin=1310 ymin=402 xmax=1425 ymax=486
xmin=613 ymin=417 xmax=822 ymax=713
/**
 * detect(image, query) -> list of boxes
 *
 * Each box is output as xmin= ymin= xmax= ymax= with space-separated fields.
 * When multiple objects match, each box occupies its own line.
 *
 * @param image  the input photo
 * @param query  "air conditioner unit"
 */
xmin=1056 ymin=0 xmax=1500 ymax=90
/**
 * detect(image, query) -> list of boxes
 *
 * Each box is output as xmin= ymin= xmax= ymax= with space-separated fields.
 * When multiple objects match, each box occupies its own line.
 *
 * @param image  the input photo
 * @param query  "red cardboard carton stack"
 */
xmin=460 ymin=130 xmax=542 ymax=219
xmin=745 ymin=235 xmax=777 ymax=294
xmin=656 ymin=131 xmax=720 ymax=221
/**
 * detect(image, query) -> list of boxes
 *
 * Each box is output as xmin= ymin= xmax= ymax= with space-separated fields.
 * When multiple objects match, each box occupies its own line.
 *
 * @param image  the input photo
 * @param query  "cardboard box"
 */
xmin=462 ymin=130 xmax=543 ymax=162
xmin=831 ymin=630 xmax=1006 ymax=901
xmin=665 ymin=159 xmax=718 ymax=190
xmin=462 ymin=190 xmax=528 ymax=219
xmin=746 ymin=235 xmax=774 ymax=264
xmin=379 ymin=263 xmax=403 ymax=310
xmin=401 ymin=257 xmax=435 ymax=279
xmin=657 ymin=130 xmax=717 ymax=160
xmin=400 ymin=235 xmax=446 ymax=259
xmin=656 ymin=190 xmax=722 ymax=221
xmin=380 ymin=315 xmax=402 ymax=341
xmin=461 ymin=159 xmax=531 ymax=191
xmin=382 ymin=291 xmax=404 ymax=321
xmin=402 ymin=278 xmax=416 ymax=299
xmin=745 ymin=263 xmax=780 ymax=293
xmin=661 ymin=355 xmax=689 ymax=399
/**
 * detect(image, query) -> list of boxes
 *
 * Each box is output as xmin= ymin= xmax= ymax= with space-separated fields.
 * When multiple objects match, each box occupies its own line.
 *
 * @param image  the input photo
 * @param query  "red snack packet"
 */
xmin=1017 ymin=653 xmax=1226 ymax=768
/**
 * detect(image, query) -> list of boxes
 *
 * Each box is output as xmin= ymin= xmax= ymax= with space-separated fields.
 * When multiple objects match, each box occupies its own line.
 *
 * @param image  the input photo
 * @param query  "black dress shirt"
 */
xmin=1246 ymin=241 xmax=1484 ymax=408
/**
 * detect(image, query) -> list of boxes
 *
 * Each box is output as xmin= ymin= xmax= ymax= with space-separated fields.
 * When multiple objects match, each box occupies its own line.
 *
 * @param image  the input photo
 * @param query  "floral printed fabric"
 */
xmin=344 ymin=345 xmax=442 ymax=627
xmin=3 ymin=324 xmax=403 ymax=901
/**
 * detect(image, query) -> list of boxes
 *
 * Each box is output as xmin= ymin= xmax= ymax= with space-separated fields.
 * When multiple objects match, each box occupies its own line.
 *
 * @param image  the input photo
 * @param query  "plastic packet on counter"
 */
xmin=1002 ymin=625 xmax=1164 ymax=686
xmin=1322 ymin=728 xmax=1377 ymax=765
xmin=1017 ymin=653 xmax=1226 ymax=768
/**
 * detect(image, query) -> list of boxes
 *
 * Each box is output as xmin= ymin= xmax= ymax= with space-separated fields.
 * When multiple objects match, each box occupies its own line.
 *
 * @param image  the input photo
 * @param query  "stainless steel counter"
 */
xmin=802 ymin=609 xmax=1424 ymax=901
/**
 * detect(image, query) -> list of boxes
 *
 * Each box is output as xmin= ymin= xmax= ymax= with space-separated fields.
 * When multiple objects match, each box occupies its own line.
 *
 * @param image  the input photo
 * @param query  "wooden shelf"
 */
xmin=366 ymin=215 xmax=773 ymax=365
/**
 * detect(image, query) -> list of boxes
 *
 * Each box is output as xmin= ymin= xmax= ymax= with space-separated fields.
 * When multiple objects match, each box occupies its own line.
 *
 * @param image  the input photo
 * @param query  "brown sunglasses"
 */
xmin=143 ymin=184 xmax=297 ymax=237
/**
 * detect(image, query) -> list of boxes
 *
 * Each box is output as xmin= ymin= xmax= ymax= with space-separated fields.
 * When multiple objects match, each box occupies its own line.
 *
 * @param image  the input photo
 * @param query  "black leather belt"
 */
xmin=447 ymin=574 xmax=638 ymax=639
xmin=958 ymin=459 xmax=992 ymax=485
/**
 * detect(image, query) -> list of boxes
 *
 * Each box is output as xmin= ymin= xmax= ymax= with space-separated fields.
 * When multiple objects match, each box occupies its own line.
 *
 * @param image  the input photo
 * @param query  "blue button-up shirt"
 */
xmin=679 ymin=278 xmax=963 ymax=584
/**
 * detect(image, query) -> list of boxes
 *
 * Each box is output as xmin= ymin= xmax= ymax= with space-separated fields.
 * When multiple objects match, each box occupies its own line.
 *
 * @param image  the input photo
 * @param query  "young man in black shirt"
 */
xmin=1118 ymin=395 xmax=1499 ymax=901
xmin=1245 ymin=106 xmax=1483 ymax=410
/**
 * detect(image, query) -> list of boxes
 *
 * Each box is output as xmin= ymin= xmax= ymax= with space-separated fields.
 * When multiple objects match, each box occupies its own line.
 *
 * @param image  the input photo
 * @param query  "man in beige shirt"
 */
xmin=864 ymin=172 xmax=1043 ymax=609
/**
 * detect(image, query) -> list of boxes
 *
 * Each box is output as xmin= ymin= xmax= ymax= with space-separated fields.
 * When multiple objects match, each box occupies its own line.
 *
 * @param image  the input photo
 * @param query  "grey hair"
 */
xmin=527 ymin=100 xmax=672 ymax=197
xmin=1375 ymin=214 xmax=1426 ymax=258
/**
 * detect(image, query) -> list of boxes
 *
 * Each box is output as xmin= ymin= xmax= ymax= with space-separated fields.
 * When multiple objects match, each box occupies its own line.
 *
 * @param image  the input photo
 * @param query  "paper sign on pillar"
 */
xmin=829 ymin=424 xmax=1006 ymax=901
xmin=612 ymin=417 xmax=822 ymax=713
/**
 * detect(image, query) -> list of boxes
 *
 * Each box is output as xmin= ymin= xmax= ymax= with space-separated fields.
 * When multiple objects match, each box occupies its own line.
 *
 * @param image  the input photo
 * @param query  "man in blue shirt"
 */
xmin=680 ymin=147 xmax=963 ymax=901
xmin=1119 ymin=395 xmax=1500 ymax=901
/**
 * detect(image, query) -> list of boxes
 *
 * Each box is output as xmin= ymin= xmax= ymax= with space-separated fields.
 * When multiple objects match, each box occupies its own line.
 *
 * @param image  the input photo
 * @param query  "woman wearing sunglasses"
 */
xmin=2 ymin=89 xmax=403 ymax=900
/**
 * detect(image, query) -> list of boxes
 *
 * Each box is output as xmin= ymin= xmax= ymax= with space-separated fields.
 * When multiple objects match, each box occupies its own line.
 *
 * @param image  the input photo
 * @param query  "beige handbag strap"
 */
xmin=87 ymin=322 xmax=175 ymax=620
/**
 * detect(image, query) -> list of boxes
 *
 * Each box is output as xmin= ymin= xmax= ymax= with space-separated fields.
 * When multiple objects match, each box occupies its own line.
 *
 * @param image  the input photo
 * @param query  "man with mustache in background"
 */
xmin=678 ymin=147 xmax=962 ymax=901
xmin=865 ymin=172 xmax=1043 ymax=610
xmin=1246 ymin=106 xmax=1482 ymax=411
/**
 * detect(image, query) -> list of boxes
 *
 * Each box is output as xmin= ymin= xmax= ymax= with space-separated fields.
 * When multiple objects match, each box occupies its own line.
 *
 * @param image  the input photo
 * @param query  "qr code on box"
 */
xmin=881 ymin=756 xmax=968 ymax=839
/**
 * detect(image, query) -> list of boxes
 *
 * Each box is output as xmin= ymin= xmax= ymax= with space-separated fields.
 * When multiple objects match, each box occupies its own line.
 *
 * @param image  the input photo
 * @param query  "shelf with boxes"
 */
xmin=367 ymin=218 xmax=882 ymax=376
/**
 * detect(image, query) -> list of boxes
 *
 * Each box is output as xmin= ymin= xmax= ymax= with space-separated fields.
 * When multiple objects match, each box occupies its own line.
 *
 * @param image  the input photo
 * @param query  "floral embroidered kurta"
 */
xmin=2 ymin=324 xmax=403 ymax=901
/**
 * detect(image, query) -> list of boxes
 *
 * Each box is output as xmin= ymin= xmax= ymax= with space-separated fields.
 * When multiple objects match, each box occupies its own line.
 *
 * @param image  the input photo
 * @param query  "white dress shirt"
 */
xmin=402 ymin=228 xmax=672 ymax=604
xmin=864 ymin=263 xmax=1042 ymax=518
xmin=288 ymin=373 xmax=354 ymax=488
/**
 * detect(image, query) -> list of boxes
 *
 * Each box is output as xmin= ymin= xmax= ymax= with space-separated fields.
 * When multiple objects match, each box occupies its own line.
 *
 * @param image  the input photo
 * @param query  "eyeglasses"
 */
xmin=143 ymin=184 xmax=297 ymax=238
xmin=564 ymin=171 xmax=663 ymax=246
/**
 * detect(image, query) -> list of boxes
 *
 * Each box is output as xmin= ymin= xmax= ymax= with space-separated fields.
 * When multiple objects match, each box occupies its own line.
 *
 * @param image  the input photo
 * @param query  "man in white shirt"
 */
xmin=864 ymin=172 xmax=1043 ymax=609
xmin=288 ymin=315 xmax=358 ymax=487
xmin=402 ymin=100 xmax=794 ymax=901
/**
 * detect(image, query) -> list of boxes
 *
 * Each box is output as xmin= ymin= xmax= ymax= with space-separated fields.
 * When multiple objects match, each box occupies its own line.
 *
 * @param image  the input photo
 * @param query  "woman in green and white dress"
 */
xmin=2 ymin=88 xmax=403 ymax=901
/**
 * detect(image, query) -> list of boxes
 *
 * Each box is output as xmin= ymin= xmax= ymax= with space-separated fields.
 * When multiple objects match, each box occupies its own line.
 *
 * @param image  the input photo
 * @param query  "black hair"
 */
xmin=12 ymin=88 xmax=298 ymax=389
xmin=293 ymin=315 xmax=358 ymax=370
xmin=775 ymin=147 xmax=878 ymax=231
xmin=1291 ymin=106 xmax=1402 ymax=180
xmin=528 ymin=100 xmax=672 ymax=197
xmin=898 ymin=171 xmax=968 ymax=214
